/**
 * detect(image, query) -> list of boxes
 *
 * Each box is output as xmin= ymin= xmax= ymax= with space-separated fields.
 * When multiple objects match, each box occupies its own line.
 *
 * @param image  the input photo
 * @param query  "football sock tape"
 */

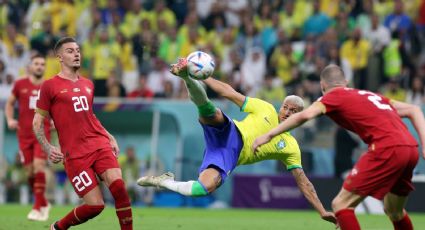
xmin=191 ymin=181 xmax=209 ymax=196
xmin=198 ymin=101 xmax=217 ymax=117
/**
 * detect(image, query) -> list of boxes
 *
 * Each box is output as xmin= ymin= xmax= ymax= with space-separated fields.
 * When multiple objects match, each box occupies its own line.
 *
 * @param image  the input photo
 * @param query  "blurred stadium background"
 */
xmin=1 ymin=0 xmax=425 ymax=228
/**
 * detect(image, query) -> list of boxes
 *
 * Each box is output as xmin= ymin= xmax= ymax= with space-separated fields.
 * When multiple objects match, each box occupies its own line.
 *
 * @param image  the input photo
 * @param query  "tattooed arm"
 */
xmin=33 ymin=112 xmax=63 ymax=163
xmin=291 ymin=168 xmax=337 ymax=225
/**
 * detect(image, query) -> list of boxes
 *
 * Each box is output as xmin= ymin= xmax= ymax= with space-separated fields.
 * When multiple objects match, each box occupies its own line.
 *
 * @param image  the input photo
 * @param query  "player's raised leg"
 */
xmin=170 ymin=58 xmax=225 ymax=126
xmin=137 ymin=168 xmax=220 ymax=197
xmin=101 ymin=168 xmax=133 ymax=230
xmin=384 ymin=193 xmax=413 ymax=230
xmin=52 ymin=186 xmax=105 ymax=230
xmin=331 ymin=188 xmax=364 ymax=230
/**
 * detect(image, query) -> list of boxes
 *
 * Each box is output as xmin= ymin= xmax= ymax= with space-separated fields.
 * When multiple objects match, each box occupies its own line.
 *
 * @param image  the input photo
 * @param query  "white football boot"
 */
xmin=137 ymin=172 xmax=175 ymax=188
xmin=40 ymin=202 xmax=51 ymax=221
xmin=27 ymin=209 xmax=46 ymax=221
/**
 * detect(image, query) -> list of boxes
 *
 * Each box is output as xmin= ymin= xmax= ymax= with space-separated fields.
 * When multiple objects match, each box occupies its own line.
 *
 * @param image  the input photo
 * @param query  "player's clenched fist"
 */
xmin=48 ymin=145 xmax=63 ymax=163
xmin=7 ymin=118 xmax=19 ymax=130
xmin=320 ymin=211 xmax=338 ymax=228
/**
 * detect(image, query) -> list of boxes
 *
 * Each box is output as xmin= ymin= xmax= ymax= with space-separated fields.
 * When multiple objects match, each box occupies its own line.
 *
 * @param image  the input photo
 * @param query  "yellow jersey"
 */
xmin=234 ymin=97 xmax=302 ymax=170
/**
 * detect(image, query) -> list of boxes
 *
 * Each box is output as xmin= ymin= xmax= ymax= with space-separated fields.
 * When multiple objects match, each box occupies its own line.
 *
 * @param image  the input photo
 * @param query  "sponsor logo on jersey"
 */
xmin=275 ymin=139 xmax=285 ymax=150
xmin=73 ymin=88 xmax=80 ymax=92
xmin=60 ymin=89 xmax=68 ymax=93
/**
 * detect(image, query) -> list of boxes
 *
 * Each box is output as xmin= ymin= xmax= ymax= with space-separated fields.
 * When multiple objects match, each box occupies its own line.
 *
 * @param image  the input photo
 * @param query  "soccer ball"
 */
xmin=186 ymin=51 xmax=215 ymax=80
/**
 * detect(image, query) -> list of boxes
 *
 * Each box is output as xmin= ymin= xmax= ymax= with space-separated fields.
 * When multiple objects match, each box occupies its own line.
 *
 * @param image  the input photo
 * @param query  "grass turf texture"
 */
xmin=1 ymin=204 xmax=425 ymax=230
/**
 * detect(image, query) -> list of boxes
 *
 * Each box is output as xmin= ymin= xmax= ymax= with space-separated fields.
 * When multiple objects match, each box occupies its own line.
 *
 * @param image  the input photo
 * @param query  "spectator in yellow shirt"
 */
xmin=270 ymin=41 xmax=298 ymax=85
xmin=91 ymin=28 xmax=121 ymax=96
xmin=151 ymin=0 xmax=176 ymax=32
xmin=48 ymin=0 xmax=77 ymax=36
xmin=340 ymin=28 xmax=370 ymax=89
xmin=382 ymin=79 xmax=406 ymax=102
xmin=2 ymin=24 xmax=29 ymax=58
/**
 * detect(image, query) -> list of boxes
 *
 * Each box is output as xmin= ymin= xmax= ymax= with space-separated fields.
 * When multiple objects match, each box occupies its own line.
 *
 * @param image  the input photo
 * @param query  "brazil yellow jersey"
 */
xmin=234 ymin=97 xmax=302 ymax=170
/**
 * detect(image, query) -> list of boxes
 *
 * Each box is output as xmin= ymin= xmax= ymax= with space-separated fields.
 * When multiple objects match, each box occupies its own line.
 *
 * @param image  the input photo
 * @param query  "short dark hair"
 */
xmin=320 ymin=64 xmax=346 ymax=87
xmin=54 ymin=37 xmax=77 ymax=54
xmin=31 ymin=53 xmax=45 ymax=61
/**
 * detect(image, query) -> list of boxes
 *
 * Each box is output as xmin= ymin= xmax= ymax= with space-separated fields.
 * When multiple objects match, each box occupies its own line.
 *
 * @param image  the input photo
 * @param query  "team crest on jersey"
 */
xmin=73 ymin=88 xmax=80 ymax=92
xmin=351 ymin=168 xmax=358 ymax=176
xmin=275 ymin=139 xmax=286 ymax=150
xmin=85 ymin=87 xmax=92 ymax=94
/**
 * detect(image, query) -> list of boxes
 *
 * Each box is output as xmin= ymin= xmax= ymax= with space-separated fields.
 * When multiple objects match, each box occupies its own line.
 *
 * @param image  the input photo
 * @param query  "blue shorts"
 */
xmin=198 ymin=112 xmax=243 ymax=185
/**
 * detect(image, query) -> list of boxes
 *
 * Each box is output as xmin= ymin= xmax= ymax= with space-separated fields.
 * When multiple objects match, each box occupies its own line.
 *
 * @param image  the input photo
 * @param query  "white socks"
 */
xmin=160 ymin=180 xmax=195 ymax=196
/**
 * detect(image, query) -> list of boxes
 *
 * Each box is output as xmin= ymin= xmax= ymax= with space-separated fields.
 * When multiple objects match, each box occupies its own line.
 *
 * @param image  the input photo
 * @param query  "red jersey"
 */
xmin=319 ymin=87 xmax=417 ymax=149
xmin=12 ymin=78 xmax=50 ymax=138
xmin=36 ymin=76 xmax=111 ymax=160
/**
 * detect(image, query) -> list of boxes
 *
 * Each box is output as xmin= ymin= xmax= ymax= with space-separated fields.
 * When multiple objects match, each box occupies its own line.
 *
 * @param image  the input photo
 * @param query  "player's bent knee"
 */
xmin=384 ymin=208 xmax=404 ymax=221
xmin=102 ymin=168 xmax=123 ymax=187
xmin=33 ymin=163 xmax=45 ymax=173
xmin=331 ymin=197 xmax=345 ymax=212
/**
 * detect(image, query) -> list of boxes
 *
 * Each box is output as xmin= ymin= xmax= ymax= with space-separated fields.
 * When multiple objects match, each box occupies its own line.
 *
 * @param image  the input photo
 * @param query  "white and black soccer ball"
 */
xmin=186 ymin=51 xmax=215 ymax=80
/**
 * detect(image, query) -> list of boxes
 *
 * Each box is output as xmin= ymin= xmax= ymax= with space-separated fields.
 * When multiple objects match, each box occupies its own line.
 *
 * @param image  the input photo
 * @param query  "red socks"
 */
xmin=336 ymin=208 xmax=413 ymax=230
xmin=33 ymin=172 xmax=47 ymax=210
xmin=28 ymin=176 xmax=35 ymax=190
xmin=57 ymin=204 xmax=104 ymax=229
xmin=109 ymin=179 xmax=133 ymax=230
xmin=335 ymin=209 xmax=361 ymax=230
xmin=392 ymin=213 xmax=413 ymax=230
xmin=56 ymin=179 xmax=132 ymax=230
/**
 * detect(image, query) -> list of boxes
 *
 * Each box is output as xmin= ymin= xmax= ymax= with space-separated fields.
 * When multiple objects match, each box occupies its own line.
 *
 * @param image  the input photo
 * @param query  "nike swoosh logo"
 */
xmin=264 ymin=117 xmax=271 ymax=125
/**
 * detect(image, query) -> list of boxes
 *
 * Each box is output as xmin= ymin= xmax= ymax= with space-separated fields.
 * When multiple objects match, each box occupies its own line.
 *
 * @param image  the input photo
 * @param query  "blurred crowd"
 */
xmin=1 ymin=0 xmax=425 ymax=106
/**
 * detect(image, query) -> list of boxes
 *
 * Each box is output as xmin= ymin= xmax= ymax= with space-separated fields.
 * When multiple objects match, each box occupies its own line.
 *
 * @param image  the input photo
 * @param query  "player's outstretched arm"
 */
xmin=33 ymin=112 xmax=63 ymax=163
xmin=5 ymin=94 xmax=18 ymax=130
xmin=392 ymin=100 xmax=425 ymax=159
xmin=291 ymin=168 xmax=338 ymax=226
xmin=253 ymin=102 xmax=325 ymax=152
xmin=203 ymin=77 xmax=246 ymax=107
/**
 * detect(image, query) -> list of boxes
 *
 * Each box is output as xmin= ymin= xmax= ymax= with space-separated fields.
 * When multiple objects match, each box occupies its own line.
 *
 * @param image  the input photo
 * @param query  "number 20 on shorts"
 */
xmin=72 ymin=170 xmax=93 ymax=192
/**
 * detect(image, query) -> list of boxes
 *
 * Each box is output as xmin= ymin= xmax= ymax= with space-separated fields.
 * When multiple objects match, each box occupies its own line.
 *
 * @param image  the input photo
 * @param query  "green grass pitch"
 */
xmin=1 ymin=204 xmax=425 ymax=230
